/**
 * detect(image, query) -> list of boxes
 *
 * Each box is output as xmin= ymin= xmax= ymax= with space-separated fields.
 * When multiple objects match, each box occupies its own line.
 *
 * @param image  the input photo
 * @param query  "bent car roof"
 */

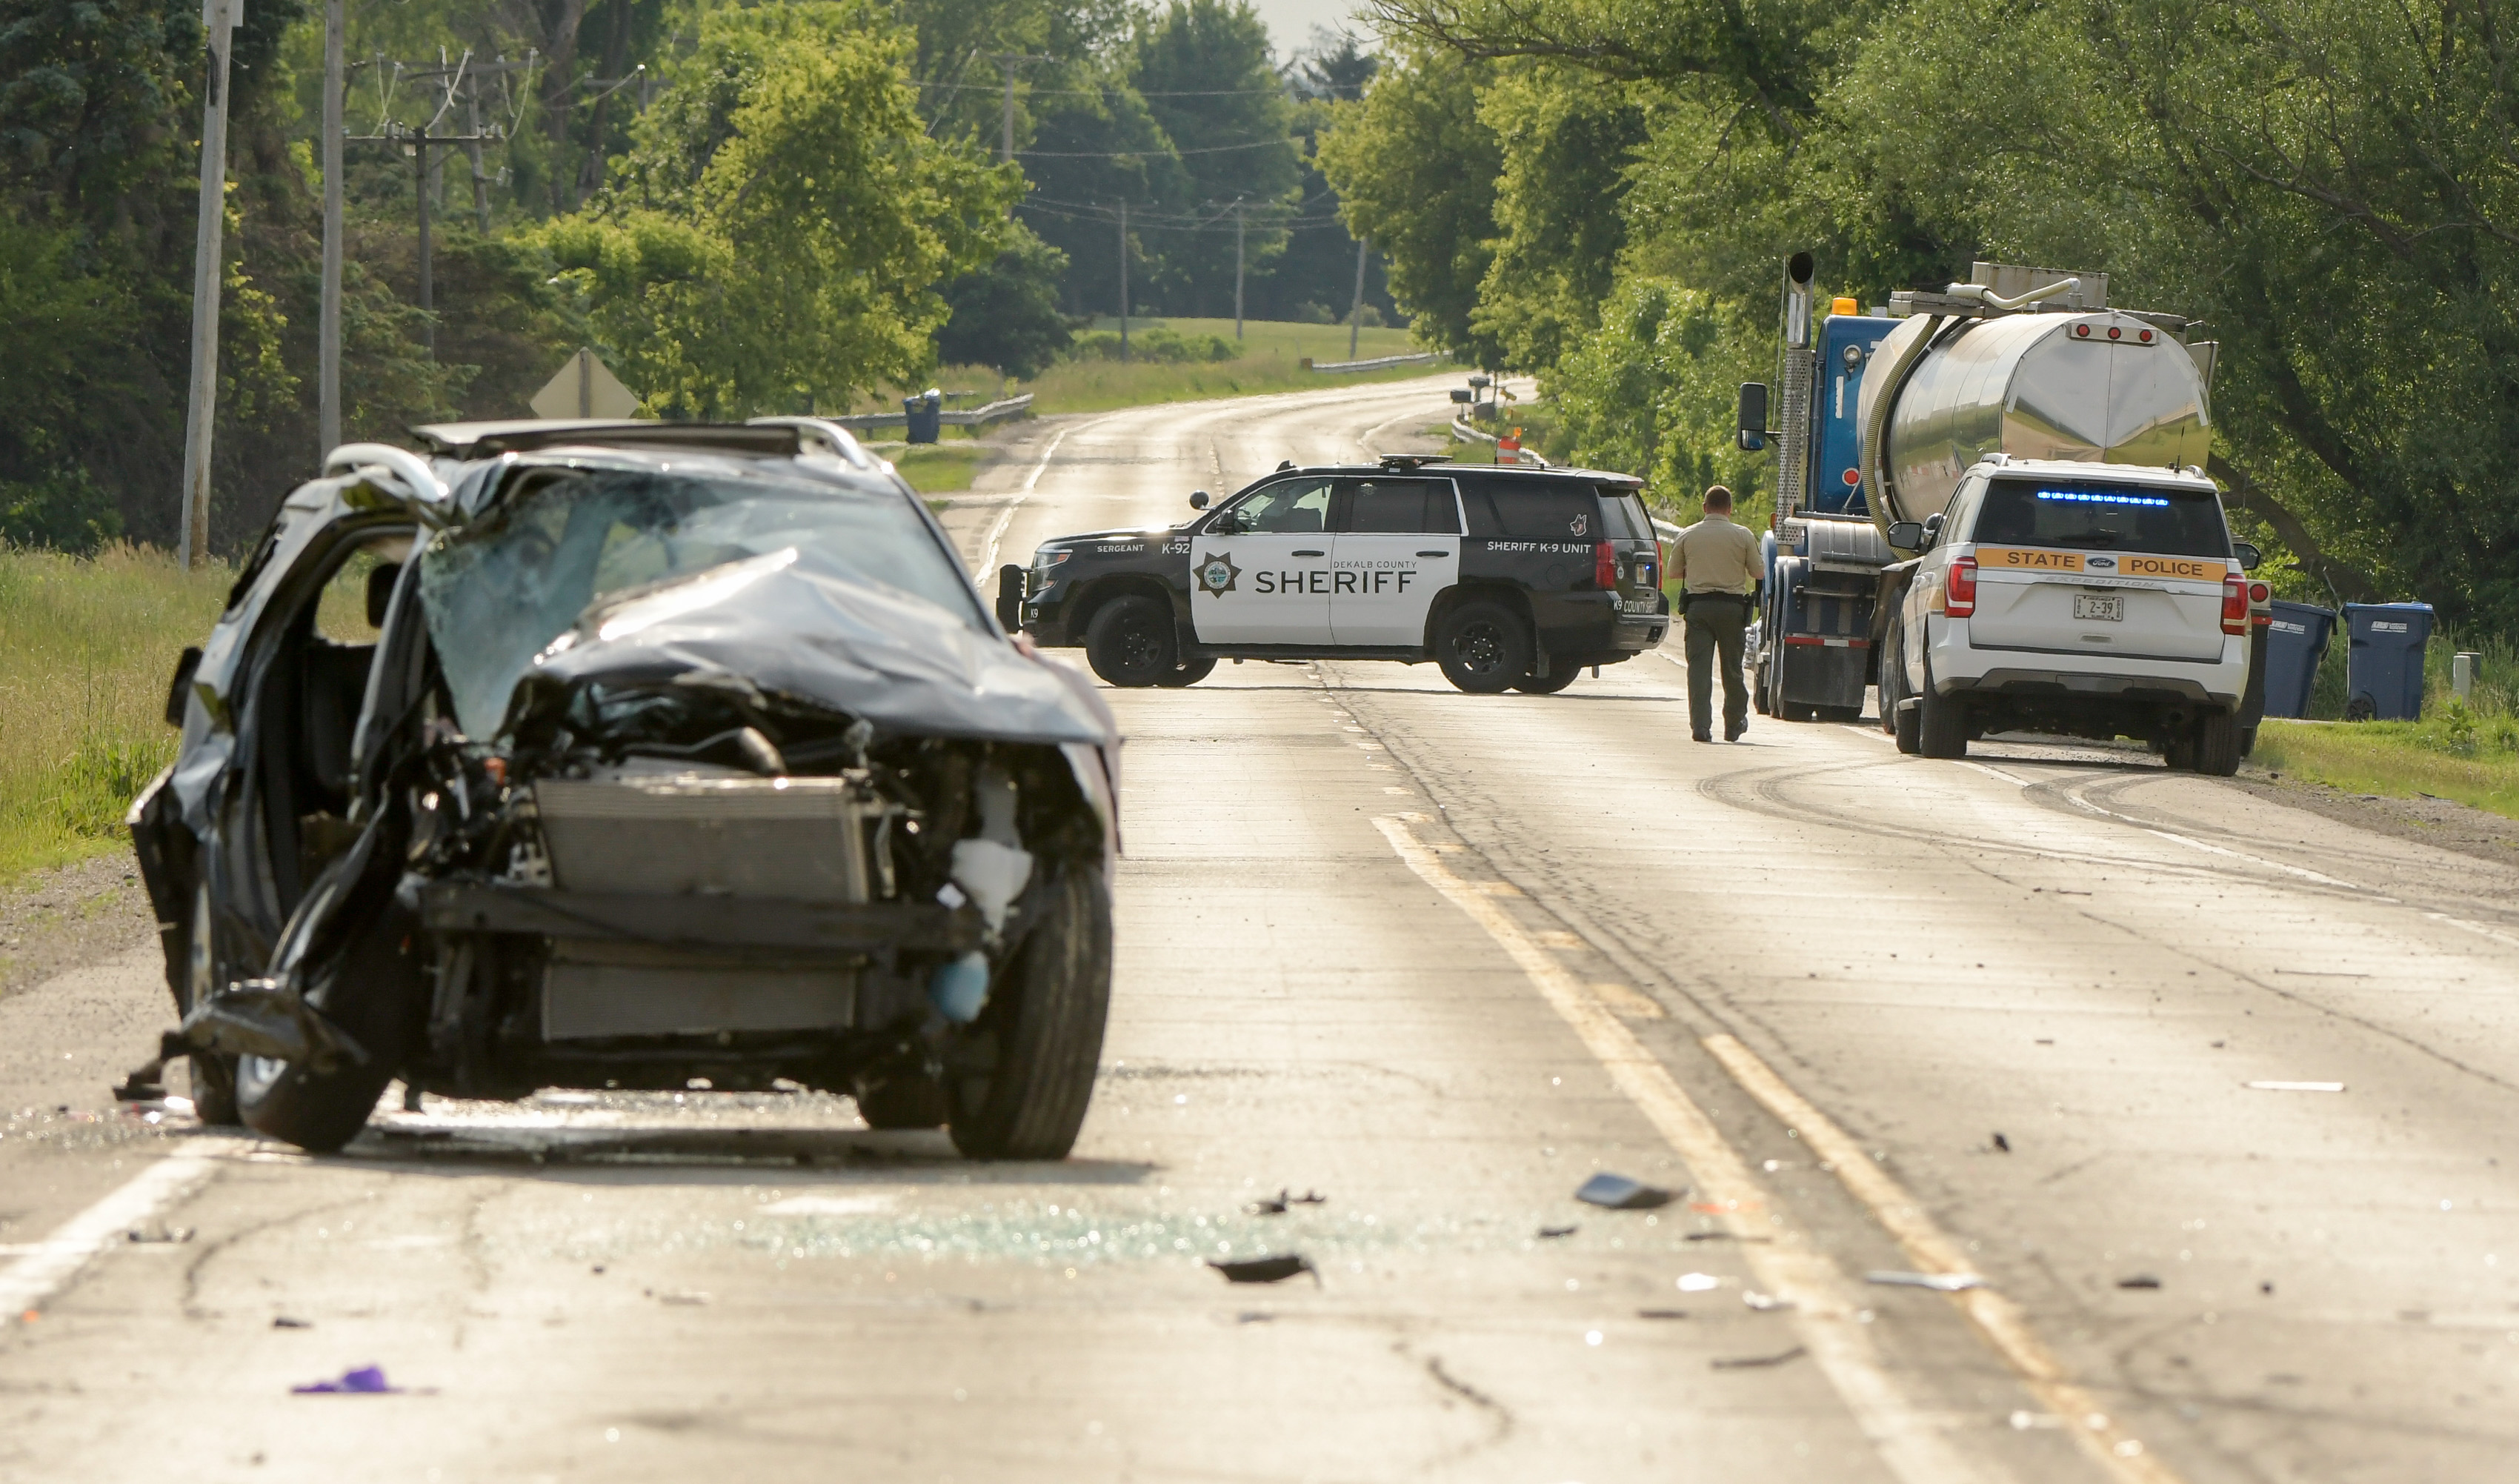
xmin=413 ymin=420 xmax=802 ymax=460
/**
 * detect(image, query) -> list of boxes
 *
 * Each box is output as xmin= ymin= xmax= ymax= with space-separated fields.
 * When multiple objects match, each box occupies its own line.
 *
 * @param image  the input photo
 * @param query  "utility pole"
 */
xmin=319 ymin=0 xmax=343 ymax=459
xmin=464 ymin=69 xmax=492 ymax=231
xmin=350 ymin=59 xmax=509 ymax=361
xmin=179 ymin=0 xmax=242 ymax=569
xmin=1233 ymin=199 xmax=1245 ymax=341
xmin=1348 ymin=236 xmax=1369 ymax=361
xmin=1117 ymin=199 xmax=1129 ymax=364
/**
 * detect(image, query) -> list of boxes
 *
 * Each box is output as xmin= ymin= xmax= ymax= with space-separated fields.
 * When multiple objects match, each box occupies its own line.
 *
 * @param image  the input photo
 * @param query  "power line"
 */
xmin=919 ymin=79 xmax=1294 ymax=98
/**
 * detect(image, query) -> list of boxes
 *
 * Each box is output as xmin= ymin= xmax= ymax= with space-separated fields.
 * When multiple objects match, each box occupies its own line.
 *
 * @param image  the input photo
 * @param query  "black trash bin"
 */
xmin=2261 ymin=601 xmax=2336 ymax=719
xmin=903 ymin=389 xmax=943 ymax=445
xmin=2342 ymin=602 xmax=2435 ymax=720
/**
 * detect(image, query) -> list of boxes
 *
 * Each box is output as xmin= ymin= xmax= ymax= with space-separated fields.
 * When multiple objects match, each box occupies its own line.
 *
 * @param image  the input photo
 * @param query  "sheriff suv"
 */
xmin=999 ymin=457 xmax=1671 ymax=693
xmin=1877 ymin=456 xmax=2263 ymax=772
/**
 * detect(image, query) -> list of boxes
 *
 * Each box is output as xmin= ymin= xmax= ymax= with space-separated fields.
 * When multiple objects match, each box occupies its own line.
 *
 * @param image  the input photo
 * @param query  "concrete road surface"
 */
xmin=4 ymin=377 xmax=2515 ymax=1484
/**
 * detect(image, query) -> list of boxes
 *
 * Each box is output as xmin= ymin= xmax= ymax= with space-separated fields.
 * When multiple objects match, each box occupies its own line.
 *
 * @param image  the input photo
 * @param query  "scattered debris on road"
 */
xmin=1711 ymin=1345 xmax=1807 ymax=1371
xmin=1537 ymin=1224 xmax=1578 ymax=1239
xmin=1635 ymin=1308 xmax=1688 ymax=1320
xmin=1242 ymin=1188 xmax=1327 ymax=1215
xmin=1575 ymin=1172 xmax=1675 ymax=1209
xmin=1676 ymin=1273 xmax=1721 ymax=1292
xmin=1686 ymin=1231 xmax=1771 ymax=1243
xmin=272 ymin=1316 xmax=313 ymax=1328
xmin=2246 ymin=1081 xmax=2346 ymax=1093
xmin=292 ymin=1365 xmax=401 ymax=1394
xmin=124 ymin=1225 xmax=193 ymax=1244
xmin=1207 ymin=1254 xmax=1317 ymax=1285
xmin=1866 ymin=1271 xmax=1984 ymax=1292
xmin=1991 ymin=1132 xmax=2011 ymax=1152
xmin=649 ymin=1289 xmax=713 ymax=1306
xmin=2117 ymin=1275 xmax=2162 ymax=1290
xmin=1743 ymin=1290 xmax=1795 ymax=1311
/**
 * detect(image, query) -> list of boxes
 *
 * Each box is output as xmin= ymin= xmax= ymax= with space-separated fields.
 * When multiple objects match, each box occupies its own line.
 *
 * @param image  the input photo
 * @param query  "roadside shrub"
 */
xmin=0 ymin=468 xmax=124 ymax=554
xmin=1063 ymin=327 xmax=1237 ymax=364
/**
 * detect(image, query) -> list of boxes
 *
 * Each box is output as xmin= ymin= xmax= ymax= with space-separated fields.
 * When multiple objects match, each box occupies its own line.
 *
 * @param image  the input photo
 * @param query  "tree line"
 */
xmin=0 ymin=0 xmax=1393 ymax=554
xmin=1321 ymin=0 xmax=2519 ymax=633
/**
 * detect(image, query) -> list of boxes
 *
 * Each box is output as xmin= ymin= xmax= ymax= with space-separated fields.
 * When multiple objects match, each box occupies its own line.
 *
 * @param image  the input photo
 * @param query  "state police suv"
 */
xmin=996 ymin=456 xmax=1670 ymax=693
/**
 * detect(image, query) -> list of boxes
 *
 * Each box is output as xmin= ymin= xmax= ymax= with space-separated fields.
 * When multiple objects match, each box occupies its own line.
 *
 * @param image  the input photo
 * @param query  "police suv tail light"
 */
xmin=2221 ymin=574 xmax=2249 ymax=635
xmin=1594 ymin=541 xmax=1617 ymax=590
xmin=1946 ymin=555 xmax=1977 ymax=619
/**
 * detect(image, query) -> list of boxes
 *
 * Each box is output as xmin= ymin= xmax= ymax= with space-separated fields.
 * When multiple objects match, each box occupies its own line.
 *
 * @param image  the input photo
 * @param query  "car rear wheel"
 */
xmin=2190 ymin=709 xmax=2243 ymax=776
xmin=948 ymin=862 xmax=1112 ymax=1160
xmin=1917 ymin=660 xmax=1969 ymax=759
xmin=1435 ymin=600 xmax=1530 ymax=694
xmin=1084 ymin=596 xmax=1177 ymax=688
xmin=1155 ymin=656 xmax=1217 ymax=688
xmin=1511 ymin=665 xmax=1579 ymax=694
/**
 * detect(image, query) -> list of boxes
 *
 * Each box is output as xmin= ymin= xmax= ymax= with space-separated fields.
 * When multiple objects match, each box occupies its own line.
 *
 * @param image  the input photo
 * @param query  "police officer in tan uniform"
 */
xmin=1672 ymin=485 xmax=1760 ymax=742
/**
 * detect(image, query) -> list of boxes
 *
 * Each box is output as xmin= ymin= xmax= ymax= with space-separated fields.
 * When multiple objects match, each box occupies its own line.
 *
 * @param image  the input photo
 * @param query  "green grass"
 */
xmin=0 ymin=545 xmax=233 ymax=885
xmin=937 ymin=318 xmax=1451 ymax=416
xmin=2252 ymin=716 xmax=2519 ymax=821
xmin=868 ymin=441 xmax=988 ymax=495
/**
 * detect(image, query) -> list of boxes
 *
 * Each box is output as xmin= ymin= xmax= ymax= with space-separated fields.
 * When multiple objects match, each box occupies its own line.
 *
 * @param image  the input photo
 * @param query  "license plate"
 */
xmin=2073 ymin=593 xmax=2123 ymax=622
xmin=1623 ymin=597 xmax=1659 ymax=614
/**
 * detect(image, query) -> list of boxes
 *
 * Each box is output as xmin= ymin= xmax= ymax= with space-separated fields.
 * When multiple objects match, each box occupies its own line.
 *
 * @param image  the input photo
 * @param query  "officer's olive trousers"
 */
xmin=1683 ymin=594 xmax=1750 ymax=738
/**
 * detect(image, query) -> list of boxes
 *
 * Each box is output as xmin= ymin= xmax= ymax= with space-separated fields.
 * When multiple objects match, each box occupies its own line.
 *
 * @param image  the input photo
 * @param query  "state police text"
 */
xmin=1254 ymin=565 xmax=1420 ymax=596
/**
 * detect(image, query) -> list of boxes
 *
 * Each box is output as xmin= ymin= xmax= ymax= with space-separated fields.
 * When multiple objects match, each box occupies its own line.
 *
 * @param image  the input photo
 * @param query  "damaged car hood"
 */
xmin=526 ymin=551 xmax=1115 ymax=745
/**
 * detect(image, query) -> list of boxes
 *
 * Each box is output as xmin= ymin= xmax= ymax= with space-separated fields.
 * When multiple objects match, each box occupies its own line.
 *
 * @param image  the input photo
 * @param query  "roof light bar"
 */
xmin=2033 ymin=490 xmax=2172 ymax=507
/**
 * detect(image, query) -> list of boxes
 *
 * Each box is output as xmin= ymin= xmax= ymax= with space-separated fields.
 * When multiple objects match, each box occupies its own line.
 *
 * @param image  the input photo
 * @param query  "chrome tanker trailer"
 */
xmin=1737 ymin=259 xmax=2269 ymax=756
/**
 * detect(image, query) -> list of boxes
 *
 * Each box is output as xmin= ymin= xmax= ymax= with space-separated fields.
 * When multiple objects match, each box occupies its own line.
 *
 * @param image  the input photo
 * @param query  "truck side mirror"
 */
xmin=1886 ymin=522 xmax=1925 ymax=550
xmin=1188 ymin=490 xmax=1210 ymax=510
xmin=2232 ymin=540 xmax=2261 ymax=570
xmin=1737 ymin=383 xmax=1769 ymax=452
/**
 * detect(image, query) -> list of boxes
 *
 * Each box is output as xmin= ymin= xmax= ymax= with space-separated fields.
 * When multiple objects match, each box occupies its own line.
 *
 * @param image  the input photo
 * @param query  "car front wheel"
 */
xmin=1084 ymin=596 xmax=1178 ymax=688
xmin=948 ymin=862 xmax=1113 ymax=1160
xmin=1435 ymin=600 xmax=1531 ymax=694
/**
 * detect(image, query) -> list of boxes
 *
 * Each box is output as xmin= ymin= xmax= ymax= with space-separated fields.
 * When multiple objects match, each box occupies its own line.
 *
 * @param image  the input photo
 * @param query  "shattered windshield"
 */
xmin=420 ymin=465 xmax=981 ymax=736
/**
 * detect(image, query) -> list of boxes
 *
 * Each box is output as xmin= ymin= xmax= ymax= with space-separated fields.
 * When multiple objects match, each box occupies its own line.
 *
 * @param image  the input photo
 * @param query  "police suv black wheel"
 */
xmin=179 ymin=882 xmax=242 ymax=1126
xmin=1512 ymin=665 xmax=1579 ymax=695
xmin=949 ymin=862 xmax=1112 ymax=1160
xmin=1436 ymin=601 xmax=1531 ymax=694
xmin=2191 ymin=709 xmax=2243 ymax=776
xmin=1155 ymin=657 xmax=1217 ymax=688
xmin=1084 ymin=596 xmax=1177 ymax=688
xmin=1917 ymin=660 xmax=1969 ymax=759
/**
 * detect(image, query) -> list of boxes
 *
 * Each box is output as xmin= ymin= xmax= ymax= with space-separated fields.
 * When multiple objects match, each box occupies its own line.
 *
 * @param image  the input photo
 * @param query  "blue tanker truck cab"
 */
xmin=1754 ymin=309 xmax=1901 ymax=721
xmin=1810 ymin=313 xmax=1900 ymax=515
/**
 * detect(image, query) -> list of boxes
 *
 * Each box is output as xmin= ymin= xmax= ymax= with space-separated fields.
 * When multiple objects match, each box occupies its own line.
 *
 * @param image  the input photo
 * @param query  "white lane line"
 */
xmin=1373 ymin=816 xmax=1999 ymax=1484
xmin=2054 ymin=788 xmax=2363 ymax=889
xmin=1700 ymin=1037 xmax=2187 ymax=1484
xmin=2427 ymin=912 xmax=2519 ymax=952
xmin=975 ymin=414 xmax=1111 ymax=577
xmin=0 ymin=1141 xmax=223 ymax=1325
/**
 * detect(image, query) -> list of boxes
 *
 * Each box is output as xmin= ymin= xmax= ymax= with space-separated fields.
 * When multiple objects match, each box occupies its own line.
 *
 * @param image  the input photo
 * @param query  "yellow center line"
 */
xmin=1374 ymin=814 xmax=2000 ymax=1484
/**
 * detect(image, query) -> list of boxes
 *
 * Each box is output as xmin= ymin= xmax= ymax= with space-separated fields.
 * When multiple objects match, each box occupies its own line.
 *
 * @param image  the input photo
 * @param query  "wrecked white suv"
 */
xmin=127 ymin=420 xmax=1119 ymax=1158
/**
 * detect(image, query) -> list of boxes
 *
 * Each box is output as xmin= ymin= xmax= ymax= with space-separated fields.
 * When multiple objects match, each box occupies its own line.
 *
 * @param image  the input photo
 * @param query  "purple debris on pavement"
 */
xmin=293 ymin=1365 xmax=399 ymax=1394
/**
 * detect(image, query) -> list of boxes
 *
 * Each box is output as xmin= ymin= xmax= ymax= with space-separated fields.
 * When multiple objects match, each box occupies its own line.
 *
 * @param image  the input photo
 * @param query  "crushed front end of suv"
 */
xmin=127 ymin=421 xmax=1119 ymax=1158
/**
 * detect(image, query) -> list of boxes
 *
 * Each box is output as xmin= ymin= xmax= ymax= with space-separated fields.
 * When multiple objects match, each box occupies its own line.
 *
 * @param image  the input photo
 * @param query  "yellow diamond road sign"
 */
xmin=530 ymin=348 xmax=642 ymax=419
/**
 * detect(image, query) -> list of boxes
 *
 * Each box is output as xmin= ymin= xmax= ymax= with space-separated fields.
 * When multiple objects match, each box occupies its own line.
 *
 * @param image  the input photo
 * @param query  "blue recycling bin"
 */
xmin=2342 ymin=602 xmax=2435 ymax=720
xmin=2260 ymin=601 xmax=2336 ymax=719
xmin=903 ymin=389 xmax=943 ymax=445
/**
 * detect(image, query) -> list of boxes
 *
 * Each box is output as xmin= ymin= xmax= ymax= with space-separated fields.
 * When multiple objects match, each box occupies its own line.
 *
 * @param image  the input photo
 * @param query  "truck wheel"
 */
xmin=949 ymin=862 xmax=1112 ymax=1160
xmin=1752 ymin=659 xmax=1772 ymax=716
xmin=1435 ymin=601 xmax=1531 ymax=694
xmin=2191 ymin=710 xmax=2243 ymax=776
xmin=1512 ymin=665 xmax=1579 ymax=694
xmin=1154 ymin=657 xmax=1217 ymax=688
xmin=181 ymin=882 xmax=241 ymax=1126
xmin=1917 ymin=661 xmax=1969 ymax=759
xmin=1084 ymin=596 xmax=1177 ymax=688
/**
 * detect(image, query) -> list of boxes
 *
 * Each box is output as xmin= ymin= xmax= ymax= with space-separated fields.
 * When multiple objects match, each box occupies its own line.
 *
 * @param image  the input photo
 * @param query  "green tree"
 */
xmin=1132 ymin=0 xmax=1302 ymax=315
xmin=938 ymin=222 xmax=1073 ymax=379
xmin=1316 ymin=43 xmax=1503 ymax=363
xmin=536 ymin=1 xmax=1020 ymax=416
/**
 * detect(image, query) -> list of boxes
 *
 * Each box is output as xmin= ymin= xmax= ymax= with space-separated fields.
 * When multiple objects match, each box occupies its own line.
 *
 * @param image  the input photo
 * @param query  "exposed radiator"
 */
xmin=532 ymin=773 xmax=889 ymax=902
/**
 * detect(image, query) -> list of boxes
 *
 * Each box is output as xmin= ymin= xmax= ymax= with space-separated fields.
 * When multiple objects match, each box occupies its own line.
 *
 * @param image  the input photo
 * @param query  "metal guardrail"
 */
xmin=828 ymin=394 xmax=1035 ymax=433
xmin=1449 ymin=415 xmax=1548 ymax=467
xmin=1306 ymin=352 xmax=1445 ymax=373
